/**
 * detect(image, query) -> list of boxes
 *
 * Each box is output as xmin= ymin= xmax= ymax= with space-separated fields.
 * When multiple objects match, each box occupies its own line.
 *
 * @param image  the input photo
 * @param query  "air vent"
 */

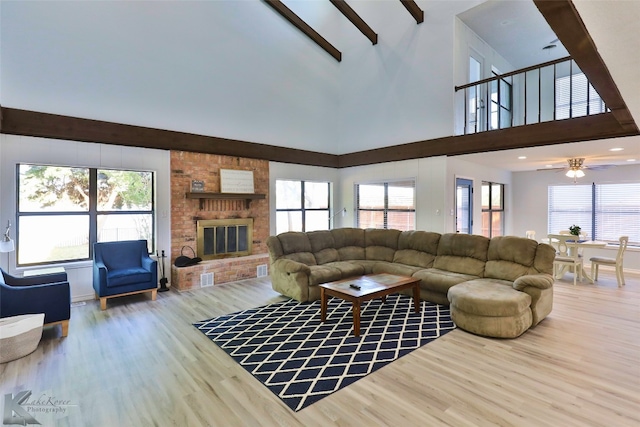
xmin=200 ymin=272 xmax=214 ymax=287
xmin=257 ymin=264 xmax=268 ymax=278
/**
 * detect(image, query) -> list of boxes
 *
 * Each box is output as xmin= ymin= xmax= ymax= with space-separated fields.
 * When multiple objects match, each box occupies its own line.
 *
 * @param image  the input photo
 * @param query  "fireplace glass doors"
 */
xmin=197 ymin=218 xmax=253 ymax=260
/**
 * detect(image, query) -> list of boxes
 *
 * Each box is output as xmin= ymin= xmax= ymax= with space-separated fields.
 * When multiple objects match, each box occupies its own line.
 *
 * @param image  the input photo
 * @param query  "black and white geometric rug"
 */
xmin=193 ymin=294 xmax=455 ymax=411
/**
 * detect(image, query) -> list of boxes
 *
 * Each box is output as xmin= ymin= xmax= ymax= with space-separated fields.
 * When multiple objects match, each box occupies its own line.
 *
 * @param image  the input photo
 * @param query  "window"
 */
xmin=548 ymin=183 xmax=640 ymax=245
xmin=17 ymin=164 xmax=155 ymax=266
xmin=275 ymin=180 xmax=330 ymax=234
xmin=481 ymin=182 xmax=504 ymax=238
xmin=356 ymin=180 xmax=415 ymax=231
xmin=555 ymin=72 xmax=606 ymax=119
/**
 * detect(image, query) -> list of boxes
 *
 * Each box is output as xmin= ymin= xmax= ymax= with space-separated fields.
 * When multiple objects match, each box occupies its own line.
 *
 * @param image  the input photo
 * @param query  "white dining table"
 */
xmin=547 ymin=234 xmax=608 ymax=283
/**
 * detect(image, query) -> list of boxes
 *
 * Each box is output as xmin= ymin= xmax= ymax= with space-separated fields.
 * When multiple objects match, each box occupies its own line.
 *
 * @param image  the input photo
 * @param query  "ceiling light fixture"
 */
xmin=565 ymin=158 xmax=585 ymax=182
xmin=518 ymin=156 xmax=527 ymax=160
xmin=609 ymin=147 xmax=624 ymax=152
xmin=565 ymin=169 xmax=585 ymax=178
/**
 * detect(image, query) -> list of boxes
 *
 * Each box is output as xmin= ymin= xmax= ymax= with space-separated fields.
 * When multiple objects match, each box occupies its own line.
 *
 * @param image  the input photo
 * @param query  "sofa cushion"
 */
xmin=348 ymin=260 xmax=379 ymax=274
xmin=393 ymin=231 xmax=440 ymax=268
xmin=365 ymin=228 xmax=400 ymax=261
xmin=412 ymin=268 xmax=479 ymax=294
xmin=323 ymin=261 xmax=365 ymax=278
xmin=372 ymin=262 xmax=422 ymax=277
xmin=332 ymin=228 xmax=366 ymax=260
xmin=307 ymin=230 xmax=339 ymax=265
xmin=448 ymin=280 xmax=532 ymax=317
xmin=308 ymin=265 xmax=343 ymax=286
xmin=283 ymin=252 xmax=317 ymax=265
xmin=277 ymin=232 xmax=316 ymax=266
xmin=434 ymin=233 xmax=489 ymax=276
xmin=485 ymin=236 xmax=539 ymax=281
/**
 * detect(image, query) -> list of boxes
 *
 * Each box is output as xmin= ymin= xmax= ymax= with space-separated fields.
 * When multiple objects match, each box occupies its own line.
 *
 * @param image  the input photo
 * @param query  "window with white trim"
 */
xmin=275 ymin=180 xmax=330 ymax=234
xmin=481 ymin=182 xmax=504 ymax=238
xmin=17 ymin=164 xmax=155 ymax=266
xmin=356 ymin=180 xmax=415 ymax=230
xmin=548 ymin=182 xmax=640 ymax=245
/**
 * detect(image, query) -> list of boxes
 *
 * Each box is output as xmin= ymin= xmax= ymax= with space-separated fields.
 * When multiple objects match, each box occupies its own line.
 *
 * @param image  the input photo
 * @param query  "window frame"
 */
xmin=481 ymin=181 xmax=505 ymax=238
xmin=548 ymin=182 xmax=640 ymax=246
xmin=16 ymin=164 xmax=156 ymax=266
xmin=275 ymin=180 xmax=331 ymax=234
xmin=355 ymin=179 xmax=416 ymax=231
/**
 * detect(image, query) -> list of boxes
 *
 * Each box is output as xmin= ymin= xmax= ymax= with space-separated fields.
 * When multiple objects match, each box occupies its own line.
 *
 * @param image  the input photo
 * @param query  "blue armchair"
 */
xmin=93 ymin=240 xmax=157 ymax=310
xmin=0 ymin=268 xmax=71 ymax=337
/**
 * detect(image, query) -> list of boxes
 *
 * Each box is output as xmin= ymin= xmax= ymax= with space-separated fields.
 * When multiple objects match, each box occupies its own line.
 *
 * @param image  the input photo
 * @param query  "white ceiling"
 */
xmin=458 ymin=0 xmax=569 ymax=69
xmin=1 ymin=1 xmax=638 ymax=170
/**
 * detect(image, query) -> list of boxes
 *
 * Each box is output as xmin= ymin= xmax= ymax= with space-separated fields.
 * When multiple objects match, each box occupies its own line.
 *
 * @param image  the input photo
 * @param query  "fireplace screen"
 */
xmin=197 ymin=218 xmax=253 ymax=260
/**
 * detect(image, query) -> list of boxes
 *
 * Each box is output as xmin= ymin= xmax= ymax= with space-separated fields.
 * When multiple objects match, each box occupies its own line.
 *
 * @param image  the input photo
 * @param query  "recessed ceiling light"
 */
xmin=545 ymin=164 xmax=553 ymax=168
xmin=609 ymin=147 xmax=624 ymax=152
xmin=518 ymin=156 xmax=527 ymax=160
xmin=627 ymin=159 xmax=636 ymax=162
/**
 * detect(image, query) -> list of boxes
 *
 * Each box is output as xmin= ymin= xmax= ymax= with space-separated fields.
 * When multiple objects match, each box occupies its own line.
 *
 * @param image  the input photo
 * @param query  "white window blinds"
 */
xmin=549 ymin=183 xmax=640 ymax=245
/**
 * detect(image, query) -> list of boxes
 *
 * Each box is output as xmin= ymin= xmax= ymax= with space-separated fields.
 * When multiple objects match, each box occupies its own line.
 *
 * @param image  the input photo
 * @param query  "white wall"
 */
xmin=0 ymin=135 xmax=171 ymax=301
xmin=512 ymin=163 xmax=640 ymax=271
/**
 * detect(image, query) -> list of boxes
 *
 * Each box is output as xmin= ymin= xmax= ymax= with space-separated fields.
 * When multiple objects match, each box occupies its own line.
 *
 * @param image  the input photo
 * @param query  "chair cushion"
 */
xmin=106 ymin=268 xmax=152 ymax=287
xmin=589 ymin=256 xmax=616 ymax=264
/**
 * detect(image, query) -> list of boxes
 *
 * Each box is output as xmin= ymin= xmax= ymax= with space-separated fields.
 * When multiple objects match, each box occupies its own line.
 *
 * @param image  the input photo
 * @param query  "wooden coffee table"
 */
xmin=319 ymin=273 xmax=421 ymax=337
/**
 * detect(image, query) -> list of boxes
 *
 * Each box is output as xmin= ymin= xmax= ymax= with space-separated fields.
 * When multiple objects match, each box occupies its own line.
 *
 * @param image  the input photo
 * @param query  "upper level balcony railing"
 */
xmin=454 ymin=57 xmax=609 ymax=135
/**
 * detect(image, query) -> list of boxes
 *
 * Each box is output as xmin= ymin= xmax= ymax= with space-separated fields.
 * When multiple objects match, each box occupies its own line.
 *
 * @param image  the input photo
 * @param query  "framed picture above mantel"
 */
xmin=220 ymin=169 xmax=254 ymax=194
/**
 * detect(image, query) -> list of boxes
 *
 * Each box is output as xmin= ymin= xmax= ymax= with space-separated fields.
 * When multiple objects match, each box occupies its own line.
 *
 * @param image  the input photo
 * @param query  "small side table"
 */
xmin=0 ymin=313 xmax=45 ymax=363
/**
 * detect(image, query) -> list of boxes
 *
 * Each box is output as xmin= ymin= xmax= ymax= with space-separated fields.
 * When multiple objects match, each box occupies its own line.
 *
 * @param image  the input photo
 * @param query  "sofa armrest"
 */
xmin=4 ymin=271 xmax=68 ymax=287
xmin=0 ymin=281 xmax=71 ymax=323
xmin=273 ymin=258 xmax=311 ymax=276
xmin=513 ymin=274 xmax=554 ymax=291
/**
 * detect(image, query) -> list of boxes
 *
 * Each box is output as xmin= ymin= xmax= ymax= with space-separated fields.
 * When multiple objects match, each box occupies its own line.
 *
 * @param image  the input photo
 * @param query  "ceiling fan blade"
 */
xmin=584 ymin=164 xmax=616 ymax=170
xmin=536 ymin=167 xmax=566 ymax=172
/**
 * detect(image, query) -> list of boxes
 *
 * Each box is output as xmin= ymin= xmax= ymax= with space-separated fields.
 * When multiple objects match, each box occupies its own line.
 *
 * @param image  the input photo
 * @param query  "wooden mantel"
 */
xmin=186 ymin=192 xmax=266 ymax=210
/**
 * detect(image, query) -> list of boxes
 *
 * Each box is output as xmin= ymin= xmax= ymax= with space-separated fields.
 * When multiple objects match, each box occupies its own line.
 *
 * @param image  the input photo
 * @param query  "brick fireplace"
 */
xmin=170 ymin=151 xmax=269 ymax=291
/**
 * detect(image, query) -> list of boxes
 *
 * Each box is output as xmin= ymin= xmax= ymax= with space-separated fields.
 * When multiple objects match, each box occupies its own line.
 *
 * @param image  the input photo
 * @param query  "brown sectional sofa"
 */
xmin=266 ymin=228 xmax=557 ymax=338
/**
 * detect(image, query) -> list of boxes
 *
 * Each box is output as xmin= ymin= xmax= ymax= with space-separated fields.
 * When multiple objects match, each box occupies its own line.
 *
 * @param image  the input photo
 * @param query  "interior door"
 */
xmin=456 ymin=178 xmax=473 ymax=234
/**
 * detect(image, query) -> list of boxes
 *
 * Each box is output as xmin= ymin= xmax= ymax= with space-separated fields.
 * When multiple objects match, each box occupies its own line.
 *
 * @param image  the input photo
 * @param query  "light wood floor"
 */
xmin=1 ymin=269 xmax=638 ymax=426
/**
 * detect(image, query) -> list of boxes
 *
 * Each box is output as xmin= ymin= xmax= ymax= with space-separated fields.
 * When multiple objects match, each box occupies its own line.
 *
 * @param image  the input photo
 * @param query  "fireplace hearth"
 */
xmin=197 ymin=218 xmax=253 ymax=260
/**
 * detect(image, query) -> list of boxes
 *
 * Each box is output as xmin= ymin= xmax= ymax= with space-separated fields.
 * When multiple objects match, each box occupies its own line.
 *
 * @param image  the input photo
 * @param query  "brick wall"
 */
xmin=170 ymin=151 xmax=270 ymax=289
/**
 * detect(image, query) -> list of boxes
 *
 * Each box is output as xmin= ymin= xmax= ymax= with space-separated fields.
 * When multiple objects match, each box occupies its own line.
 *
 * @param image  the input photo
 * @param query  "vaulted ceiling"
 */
xmin=1 ymin=0 xmax=638 ymax=170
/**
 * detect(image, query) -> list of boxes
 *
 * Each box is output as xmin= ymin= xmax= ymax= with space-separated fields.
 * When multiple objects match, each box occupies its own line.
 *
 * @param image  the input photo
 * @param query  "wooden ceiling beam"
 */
xmin=534 ymin=0 xmax=638 ymax=133
xmin=263 ymin=0 xmax=342 ymax=62
xmin=0 ymin=107 xmax=340 ymax=168
xmin=338 ymin=114 xmax=636 ymax=168
xmin=329 ymin=0 xmax=377 ymax=45
xmin=399 ymin=0 xmax=424 ymax=24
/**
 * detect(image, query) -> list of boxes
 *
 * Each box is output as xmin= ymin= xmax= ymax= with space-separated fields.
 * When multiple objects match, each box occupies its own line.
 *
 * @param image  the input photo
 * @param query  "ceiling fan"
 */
xmin=537 ymin=158 xmax=615 ymax=182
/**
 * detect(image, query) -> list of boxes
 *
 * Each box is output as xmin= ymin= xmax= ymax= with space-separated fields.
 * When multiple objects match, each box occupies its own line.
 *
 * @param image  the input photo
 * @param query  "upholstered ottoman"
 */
xmin=448 ymin=281 xmax=533 ymax=338
xmin=0 ymin=313 xmax=44 ymax=363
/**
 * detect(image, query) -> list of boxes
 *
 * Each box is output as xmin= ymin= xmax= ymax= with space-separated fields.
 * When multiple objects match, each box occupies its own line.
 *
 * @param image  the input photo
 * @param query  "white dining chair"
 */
xmin=552 ymin=234 xmax=583 ymax=286
xmin=590 ymin=236 xmax=628 ymax=287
